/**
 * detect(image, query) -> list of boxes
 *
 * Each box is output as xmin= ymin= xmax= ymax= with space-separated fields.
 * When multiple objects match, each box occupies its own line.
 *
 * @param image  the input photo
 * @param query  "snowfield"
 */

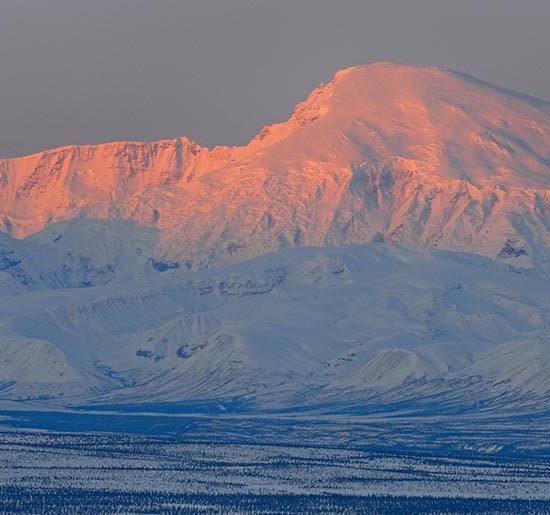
xmin=0 ymin=242 xmax=548 ymax=416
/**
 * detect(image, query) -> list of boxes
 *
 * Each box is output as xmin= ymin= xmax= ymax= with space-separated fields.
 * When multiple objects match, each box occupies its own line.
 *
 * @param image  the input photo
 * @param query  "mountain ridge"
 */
xmin=1 ymin=62 xmax=550 ymax=272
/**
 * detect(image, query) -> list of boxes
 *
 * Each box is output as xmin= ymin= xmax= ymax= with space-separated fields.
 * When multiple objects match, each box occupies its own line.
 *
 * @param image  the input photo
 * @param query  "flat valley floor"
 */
xmin=0 ymin=411 xmax=548 ymax=514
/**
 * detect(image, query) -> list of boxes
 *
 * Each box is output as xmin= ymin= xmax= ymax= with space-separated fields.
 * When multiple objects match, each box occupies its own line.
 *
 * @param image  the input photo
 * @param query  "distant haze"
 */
xmin=1 ymin=0 xmax=550 ymax=158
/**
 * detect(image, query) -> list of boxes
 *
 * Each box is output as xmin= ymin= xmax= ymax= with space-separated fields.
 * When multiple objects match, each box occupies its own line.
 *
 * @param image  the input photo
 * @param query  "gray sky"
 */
xmin=1 ymin=0 xmax=550 ymax=158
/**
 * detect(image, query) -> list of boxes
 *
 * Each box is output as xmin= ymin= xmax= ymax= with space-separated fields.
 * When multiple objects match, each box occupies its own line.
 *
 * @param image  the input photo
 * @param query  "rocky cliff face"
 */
xmin=1 ymin=63 xmax=550 ymax=270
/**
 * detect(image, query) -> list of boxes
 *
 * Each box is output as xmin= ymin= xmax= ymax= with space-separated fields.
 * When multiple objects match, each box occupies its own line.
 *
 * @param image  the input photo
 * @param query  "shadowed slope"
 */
xmin=0 ymin=243 xmax=548 ymax=413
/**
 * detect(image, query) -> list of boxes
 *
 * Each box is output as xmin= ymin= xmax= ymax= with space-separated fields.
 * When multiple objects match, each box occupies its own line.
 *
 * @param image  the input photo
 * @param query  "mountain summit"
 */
xmin=1 ymin=63 xmax=550 ymax=270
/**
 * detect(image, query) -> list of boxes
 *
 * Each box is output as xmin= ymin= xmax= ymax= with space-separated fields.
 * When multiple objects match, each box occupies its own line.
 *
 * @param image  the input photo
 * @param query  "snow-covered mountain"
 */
xmin=1 ymin=63 xmax=549 ymax=415
xmin=0 ymin=243 xmax=548 ymax=414
xmin=1 ymin=63 xmax=550 ymax=271
xmin=0 ymin=218 xmax=161 ymax=294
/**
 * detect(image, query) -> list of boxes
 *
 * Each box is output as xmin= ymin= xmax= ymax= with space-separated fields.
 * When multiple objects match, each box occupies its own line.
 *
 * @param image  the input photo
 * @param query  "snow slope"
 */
xmin=1 ymin=63 xmax=550 ymax=270
xmin=0 ymin=63 xmax=549 ymax=416
xmin=0 ymin=243 xmax=547 ymax=414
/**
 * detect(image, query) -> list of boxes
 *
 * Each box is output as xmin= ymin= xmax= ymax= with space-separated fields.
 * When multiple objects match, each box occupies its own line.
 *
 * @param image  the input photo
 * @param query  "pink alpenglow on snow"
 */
xmin=1 ymin=63 xmax=549 ymax=269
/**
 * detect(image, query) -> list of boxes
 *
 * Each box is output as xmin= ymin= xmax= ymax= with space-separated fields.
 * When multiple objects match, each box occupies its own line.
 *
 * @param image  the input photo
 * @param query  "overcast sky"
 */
xmin=1 ymin=0 xmax=550 ymax=158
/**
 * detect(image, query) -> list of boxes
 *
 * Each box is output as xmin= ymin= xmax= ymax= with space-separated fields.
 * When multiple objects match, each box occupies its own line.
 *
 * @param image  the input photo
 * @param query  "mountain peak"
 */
xmin=246 ymin=62 xmax=549 ymax=187
xmin=1 ymin=63 xmax=550 ymax=271
xmin=247 ymin=63 xmax=458 ymax=152
xmin=333 ymin=61 xmax=447 ymax=78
